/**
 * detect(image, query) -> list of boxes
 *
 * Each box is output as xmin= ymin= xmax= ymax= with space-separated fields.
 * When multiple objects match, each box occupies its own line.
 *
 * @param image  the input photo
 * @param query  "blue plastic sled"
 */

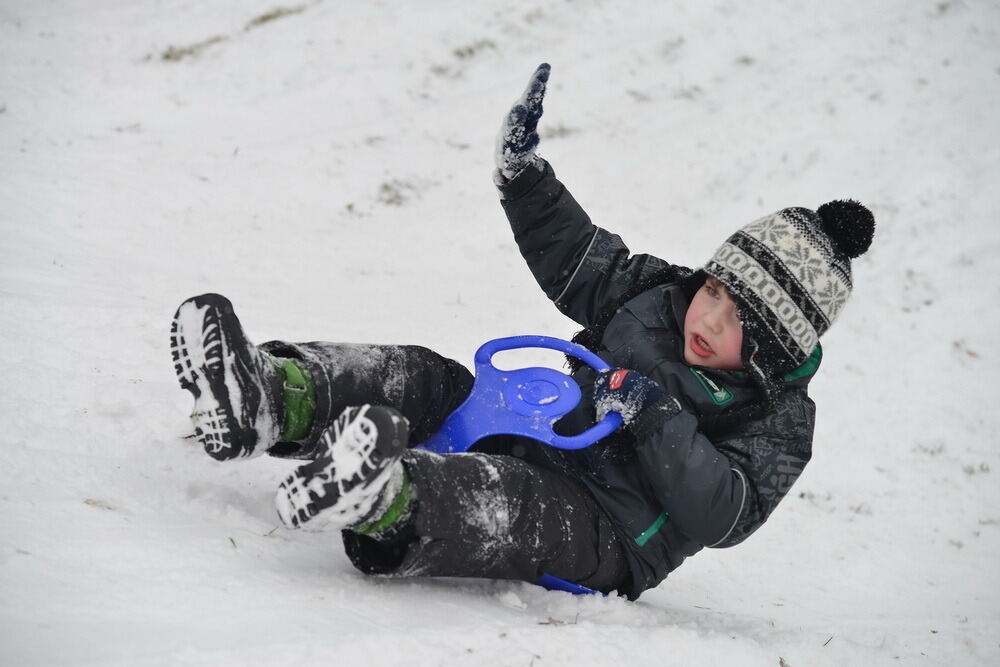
xmin=415 ymin=335 xmax=623 ymax=595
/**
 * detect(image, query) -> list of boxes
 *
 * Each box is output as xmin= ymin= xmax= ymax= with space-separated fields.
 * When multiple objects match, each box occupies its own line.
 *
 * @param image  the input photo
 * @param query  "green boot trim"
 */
xmin=353 ymin=468 xmax=412 ymax=536
xmin=270 ymin=357 xmax=315 ymax=442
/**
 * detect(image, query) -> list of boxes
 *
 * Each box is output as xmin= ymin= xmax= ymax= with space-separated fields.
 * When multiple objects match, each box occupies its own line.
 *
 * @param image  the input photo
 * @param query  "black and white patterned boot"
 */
xmin=170 ymin=293 xmax=283 ymax=461
xmin=276 ymin=405 xmax=409 ymax=530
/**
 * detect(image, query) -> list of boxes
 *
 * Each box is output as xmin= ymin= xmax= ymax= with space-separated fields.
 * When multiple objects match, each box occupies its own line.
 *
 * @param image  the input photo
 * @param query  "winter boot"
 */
xmin=170 ymin=293 xmax=284 ymax=461
xmin=276 ymin=405 xmax=410 ymax=530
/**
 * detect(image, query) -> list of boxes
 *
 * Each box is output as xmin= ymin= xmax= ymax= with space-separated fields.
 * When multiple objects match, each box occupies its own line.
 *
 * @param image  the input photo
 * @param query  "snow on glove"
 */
xmin=593 ymin=369 xmax=682 ymax=427
xmin=495 ymin=62 xmax=550 ymax=182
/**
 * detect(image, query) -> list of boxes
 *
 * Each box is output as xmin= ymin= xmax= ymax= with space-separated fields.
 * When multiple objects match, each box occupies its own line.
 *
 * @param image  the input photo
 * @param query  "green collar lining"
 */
xmin=783 ymin=344 xmax=823 ymax=382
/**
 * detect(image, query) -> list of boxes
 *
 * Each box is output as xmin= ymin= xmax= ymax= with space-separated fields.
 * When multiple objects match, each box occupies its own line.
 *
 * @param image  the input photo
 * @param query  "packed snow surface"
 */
xmin=1 ymin=1 xmax=998 ymax=665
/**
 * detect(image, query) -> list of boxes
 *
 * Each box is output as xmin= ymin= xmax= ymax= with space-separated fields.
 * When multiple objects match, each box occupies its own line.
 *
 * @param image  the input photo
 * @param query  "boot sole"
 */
xmin=170 ymin=294 xmax=262 ymax=460
xmin=276 ymin=405 xmax=409 ymax=529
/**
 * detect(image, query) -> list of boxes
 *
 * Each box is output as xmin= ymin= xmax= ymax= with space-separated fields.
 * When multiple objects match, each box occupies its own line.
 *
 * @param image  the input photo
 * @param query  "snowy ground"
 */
xmin=2 ymin=1 xmax=999 ymax=665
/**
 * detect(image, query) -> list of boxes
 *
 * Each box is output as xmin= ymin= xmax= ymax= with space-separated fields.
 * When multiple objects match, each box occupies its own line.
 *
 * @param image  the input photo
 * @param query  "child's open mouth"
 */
xmin=690 ymin=333 xmax=714 ymax=358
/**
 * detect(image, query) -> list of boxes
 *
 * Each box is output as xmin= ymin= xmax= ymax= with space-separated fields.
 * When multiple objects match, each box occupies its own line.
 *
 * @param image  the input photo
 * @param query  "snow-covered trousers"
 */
xmin=259 ymin=340 xmax=629 ymax=594
xmin=344 ymin=447 xmax=629 ymax=593
xmin=258 ymin=340 xmax=474 ymax=459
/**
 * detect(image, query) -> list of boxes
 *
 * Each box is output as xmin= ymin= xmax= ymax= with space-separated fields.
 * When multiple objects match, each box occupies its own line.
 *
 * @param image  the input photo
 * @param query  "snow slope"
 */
xmin=1 ymin=1 xmax=998 ymax=665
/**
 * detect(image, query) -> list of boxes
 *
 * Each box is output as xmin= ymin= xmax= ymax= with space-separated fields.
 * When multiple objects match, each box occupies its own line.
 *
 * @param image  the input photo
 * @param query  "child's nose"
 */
xmin=703 ymin=308 xmax=723 ymax=333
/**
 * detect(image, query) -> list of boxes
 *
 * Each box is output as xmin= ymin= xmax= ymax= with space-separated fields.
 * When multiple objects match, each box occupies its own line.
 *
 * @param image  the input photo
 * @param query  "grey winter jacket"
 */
xmin=499 ymin=160 xmax=819 ymax=599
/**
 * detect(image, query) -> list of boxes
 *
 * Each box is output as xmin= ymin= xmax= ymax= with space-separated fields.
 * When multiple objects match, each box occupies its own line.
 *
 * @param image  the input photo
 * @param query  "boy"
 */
xmin=170 ymin=64 xmax=874 ymax=599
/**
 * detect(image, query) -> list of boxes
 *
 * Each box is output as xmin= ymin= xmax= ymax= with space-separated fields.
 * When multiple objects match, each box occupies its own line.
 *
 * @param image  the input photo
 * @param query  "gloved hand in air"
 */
xmin=495 ymin=62 xmax=550 ymax=183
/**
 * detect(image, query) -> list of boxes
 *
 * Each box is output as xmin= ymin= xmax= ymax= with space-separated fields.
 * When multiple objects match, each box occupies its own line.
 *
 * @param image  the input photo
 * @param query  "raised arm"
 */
xmin=494 ymin=64 xmax=674 ymax=326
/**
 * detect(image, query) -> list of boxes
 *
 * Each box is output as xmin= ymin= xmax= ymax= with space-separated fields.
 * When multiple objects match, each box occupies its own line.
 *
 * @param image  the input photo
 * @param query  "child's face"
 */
xmin=683 ymin=277 xmax=744 ymax=370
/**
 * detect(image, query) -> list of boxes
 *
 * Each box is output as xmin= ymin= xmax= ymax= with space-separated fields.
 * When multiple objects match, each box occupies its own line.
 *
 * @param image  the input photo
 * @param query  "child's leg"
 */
xmin=260 ymin=341 xmax=472 ymax=459
xmin=342 ymin=449 xmax=629 ymax=594
xmin=171 ymin=293 xmax=473 ymax=461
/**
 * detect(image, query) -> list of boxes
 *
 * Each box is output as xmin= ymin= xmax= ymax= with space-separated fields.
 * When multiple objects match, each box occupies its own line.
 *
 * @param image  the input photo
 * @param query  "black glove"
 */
xmin=495 ymin=62 xmax=550 ymax=182
xmin=593 ymin=369 xmax=682 ymax=426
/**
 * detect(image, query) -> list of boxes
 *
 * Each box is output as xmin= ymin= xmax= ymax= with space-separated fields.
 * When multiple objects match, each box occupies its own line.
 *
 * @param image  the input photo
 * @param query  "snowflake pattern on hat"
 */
xmin=705 ymin=204 xmax=869 ymax=375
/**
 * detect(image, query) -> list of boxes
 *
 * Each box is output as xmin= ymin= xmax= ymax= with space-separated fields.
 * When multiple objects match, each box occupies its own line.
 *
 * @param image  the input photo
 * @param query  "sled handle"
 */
xmin=419 ymin=335 xmax=623 ymax=454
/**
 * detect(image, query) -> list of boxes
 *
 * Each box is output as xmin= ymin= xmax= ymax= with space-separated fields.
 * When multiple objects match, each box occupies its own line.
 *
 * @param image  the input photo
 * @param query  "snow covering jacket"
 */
xmin=498 ymin=160 xmax=819 ymax=599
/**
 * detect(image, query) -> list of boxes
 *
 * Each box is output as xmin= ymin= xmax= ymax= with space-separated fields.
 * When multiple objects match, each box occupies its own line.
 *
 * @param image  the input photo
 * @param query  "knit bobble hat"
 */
xmin=704 ymin=200 xmax=875 ymax=382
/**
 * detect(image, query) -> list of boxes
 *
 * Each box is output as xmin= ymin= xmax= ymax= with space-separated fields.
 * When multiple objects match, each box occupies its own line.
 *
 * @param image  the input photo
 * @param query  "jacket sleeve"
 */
xmin=632 ymin=388 xmax=815 ymax=548
xmin=498 ymin=159 xmax=673 ymax=327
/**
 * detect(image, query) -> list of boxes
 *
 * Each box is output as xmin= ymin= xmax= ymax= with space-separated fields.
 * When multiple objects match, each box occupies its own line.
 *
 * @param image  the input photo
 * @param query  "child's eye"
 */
xmin=705 ymin=284 xmax=719 ymax=298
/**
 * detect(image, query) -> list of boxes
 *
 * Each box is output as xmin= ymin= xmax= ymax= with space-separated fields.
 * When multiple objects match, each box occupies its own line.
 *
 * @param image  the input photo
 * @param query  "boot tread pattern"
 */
xmin=276 ymin=406 xmax=405 ymax=530
xmin=171 ymin=297 xmax=241 ymax=459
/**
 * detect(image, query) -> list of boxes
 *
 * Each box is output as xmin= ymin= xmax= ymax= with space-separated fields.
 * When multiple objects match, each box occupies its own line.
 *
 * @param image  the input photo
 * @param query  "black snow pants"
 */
xmin=259 ymin=340 xmax=629 ymax=594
